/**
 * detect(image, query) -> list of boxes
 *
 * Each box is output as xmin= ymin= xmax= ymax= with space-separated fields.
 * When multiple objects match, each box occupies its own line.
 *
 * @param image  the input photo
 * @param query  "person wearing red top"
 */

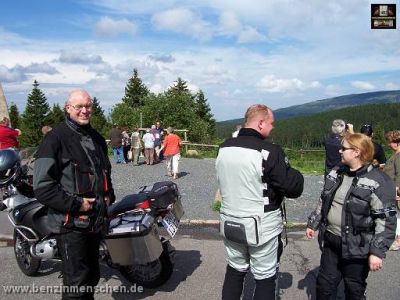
xmin=0 ymin=117 xmax=21 ymax=149
xmin=158 ymin=127 xmax=181 ymax=179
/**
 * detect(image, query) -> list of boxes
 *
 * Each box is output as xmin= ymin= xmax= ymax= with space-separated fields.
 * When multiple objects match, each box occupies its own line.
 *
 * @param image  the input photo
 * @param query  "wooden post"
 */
xmin=184 ymin=130 xmax=188 ymax=153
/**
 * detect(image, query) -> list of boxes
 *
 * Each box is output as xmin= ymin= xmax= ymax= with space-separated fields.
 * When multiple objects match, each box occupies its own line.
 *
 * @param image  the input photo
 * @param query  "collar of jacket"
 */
xmin=326 ymin=133 xmax=342 ymax=140
xmin=338 ymin=164 xmax=372 ymax=177
xmin=65 ymin=116 xmax=92 ymax=136
xmin=238 ymin=128 xmax=265 ymax=140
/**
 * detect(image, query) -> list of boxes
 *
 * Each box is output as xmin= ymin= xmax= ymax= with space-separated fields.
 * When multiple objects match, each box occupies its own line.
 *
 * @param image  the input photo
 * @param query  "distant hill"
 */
xmin=216 ymin=90 xmax=400 ymax=138
xmin=273 ymin=90 xmax=400 ymax=119
xmin=271 ymin=102 xmax=400 ymax=148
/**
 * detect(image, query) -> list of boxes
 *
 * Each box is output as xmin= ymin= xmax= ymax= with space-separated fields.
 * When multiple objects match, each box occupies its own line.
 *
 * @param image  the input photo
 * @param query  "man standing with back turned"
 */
xmin=33 ymin=90 xmax=115 ymax=299
xmin=216 ymin=104 xmax=304 ymax=299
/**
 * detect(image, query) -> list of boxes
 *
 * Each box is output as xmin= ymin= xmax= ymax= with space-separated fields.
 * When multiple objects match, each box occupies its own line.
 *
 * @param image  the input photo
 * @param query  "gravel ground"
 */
xmin=110 ymin=157 xmax=324 ymax=223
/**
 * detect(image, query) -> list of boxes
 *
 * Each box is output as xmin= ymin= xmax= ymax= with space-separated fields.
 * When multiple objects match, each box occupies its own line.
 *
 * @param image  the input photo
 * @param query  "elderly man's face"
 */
xmin=65 ymin=91 xmax=93 ymax=125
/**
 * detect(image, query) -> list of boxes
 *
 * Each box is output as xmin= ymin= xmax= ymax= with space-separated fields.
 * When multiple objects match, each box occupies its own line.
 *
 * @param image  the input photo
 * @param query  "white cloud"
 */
xmin=150 ymin=83 xmax=164 ymax=94
xmin=256 ymin=75 xmax=320 ymax=93
xmin=187 ymin=82 xmax=199 ymax=93
xmin=218 ymin=11 xmax=266 ymax=43
xmin=85 ymin=0 xmax=177 ymax=15
xmin=351 ymin=81 xmax=376 ymax=90
xmin=0 ymin=63 xmax=59 ymax=83
xmin=151 ymin=8 xmax=212 ymax=40
xmin=0 ymin=65 xmax=26 ymax=82
xmin=24 ymin=63 xmax=59 ymax=74
xmin=257 ymin=75 xmax=303 ymax=93
xmin=213 ymin=90 xmax=230 ymax=97
xmin=87 ymin=62 xmax=113 ymax=76
xmin=310 ymin=81 xmax=322 ymax=88
xmin=237 ymin=26 xmax=266 ymax=43
xmin=325 ymin=84 xmax=342 ymax=96
xmin=59 ymin=50 xmax=104 ymax=64
xmin=218 ymin=11 xmax=242 ymax=36
xmin=94 ymin=16 xmax=137 ymax=37
xmin=148 ymin=54 xmax=175 ymax=63
xmin=384 ymin=82 xmax=399 ymax=90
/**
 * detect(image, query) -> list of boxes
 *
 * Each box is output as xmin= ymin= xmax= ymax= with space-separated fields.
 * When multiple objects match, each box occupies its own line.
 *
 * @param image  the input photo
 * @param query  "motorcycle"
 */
xmin=0 ymin=149 xmax=184 ymax=288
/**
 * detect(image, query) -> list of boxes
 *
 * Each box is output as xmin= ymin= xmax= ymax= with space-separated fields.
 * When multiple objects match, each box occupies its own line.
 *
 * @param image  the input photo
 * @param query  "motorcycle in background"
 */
xmin=0 ymin=149 xmax=184 ymax=288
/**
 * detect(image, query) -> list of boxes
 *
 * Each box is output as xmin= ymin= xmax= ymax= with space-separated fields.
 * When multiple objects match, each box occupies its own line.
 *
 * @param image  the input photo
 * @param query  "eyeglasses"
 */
xmin=68 ymin=104 xmax=92 ymax=111
xmin=340 ymin=146 xmax=354 ymax=151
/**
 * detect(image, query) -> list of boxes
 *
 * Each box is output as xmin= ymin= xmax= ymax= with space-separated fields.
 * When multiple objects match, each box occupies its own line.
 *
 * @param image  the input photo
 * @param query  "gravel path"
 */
xmin=110 ymin=158 xmax=324 ymax=223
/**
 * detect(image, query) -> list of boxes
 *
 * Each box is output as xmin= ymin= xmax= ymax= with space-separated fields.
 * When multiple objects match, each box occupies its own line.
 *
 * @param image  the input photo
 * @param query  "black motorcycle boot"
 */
xmin=253 ymin=275 xmax=277 ymax=300
xmin=222 ymin=264 xmax=247 ymax=300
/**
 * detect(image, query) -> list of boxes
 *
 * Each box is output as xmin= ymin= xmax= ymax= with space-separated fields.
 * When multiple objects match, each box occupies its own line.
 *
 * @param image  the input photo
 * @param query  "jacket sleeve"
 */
xmin=375 ymin=144 xmax=386 ymax=164
xmin=264 ymin=146 xmax=304 ymax=199
xmin=33 ymin=134 xmax=83 ymax=214
xmin=7 ymin=127 xmax=20 ymax=137
xmin=369 ymin=176 xmax=397 ymax=258
xmin=307 ymin=197 xmax=323 ymax=230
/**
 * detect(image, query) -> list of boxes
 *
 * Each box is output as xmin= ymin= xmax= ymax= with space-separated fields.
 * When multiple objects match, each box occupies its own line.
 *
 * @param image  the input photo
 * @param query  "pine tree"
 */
xmin=20 ymin=80 xmax=50 ymax=147
xmin=167 ymin=77 xmax=190 ymax=95
xmin=90 ymin=96 xmax=108 ymax=136
xmin=48 ymin=103 xmax=65 ymax=127
xmin=195 ymin=90 xmax=214 ymax=120
xmin=195 ymin=90 xmax=216 ymax=136
xmin=8 ymin=102 xmax=20 ymax=129
xmin=121 ymin=68 xmax=149 ymax=108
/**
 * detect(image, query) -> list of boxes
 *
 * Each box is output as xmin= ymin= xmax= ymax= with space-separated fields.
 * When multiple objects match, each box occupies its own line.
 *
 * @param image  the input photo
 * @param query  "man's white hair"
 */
xmin=331 ymin=119 xmax=346 ymax=135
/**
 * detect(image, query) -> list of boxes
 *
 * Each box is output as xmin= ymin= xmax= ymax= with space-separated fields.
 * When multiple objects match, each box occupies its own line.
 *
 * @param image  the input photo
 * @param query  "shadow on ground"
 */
xmin=101 ymin=249 xmax=202 ymax=299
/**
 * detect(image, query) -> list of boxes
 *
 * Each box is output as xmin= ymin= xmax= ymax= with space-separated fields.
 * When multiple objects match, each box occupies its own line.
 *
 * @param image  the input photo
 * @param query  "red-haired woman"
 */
xmin=306 ymin=133 xmax=396 ymax=299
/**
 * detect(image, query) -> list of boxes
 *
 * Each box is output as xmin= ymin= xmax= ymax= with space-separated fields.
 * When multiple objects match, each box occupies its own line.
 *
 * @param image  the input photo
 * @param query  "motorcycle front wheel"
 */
xmin=119 ymin=240 xmax=173 ymax=288
xmin=13 ymin=229 xmax=41 ymax=276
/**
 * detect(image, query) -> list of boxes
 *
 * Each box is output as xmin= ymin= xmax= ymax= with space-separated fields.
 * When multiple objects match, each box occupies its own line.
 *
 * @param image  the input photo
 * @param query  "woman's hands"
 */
xmin=369 ymin=254 xmax=383 ymax=271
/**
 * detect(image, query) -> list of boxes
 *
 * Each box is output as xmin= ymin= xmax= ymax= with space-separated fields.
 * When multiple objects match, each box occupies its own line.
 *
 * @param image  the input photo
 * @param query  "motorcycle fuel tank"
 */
xmin=2 ymin=190 xmax=33 ymax=210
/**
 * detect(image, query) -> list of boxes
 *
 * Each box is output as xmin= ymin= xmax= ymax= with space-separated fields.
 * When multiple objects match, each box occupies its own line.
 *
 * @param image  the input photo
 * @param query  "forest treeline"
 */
xmin=217 ymin=103 xmax=400 ymax=149
xmin=9 ymin=69 xmax=216 ymax=148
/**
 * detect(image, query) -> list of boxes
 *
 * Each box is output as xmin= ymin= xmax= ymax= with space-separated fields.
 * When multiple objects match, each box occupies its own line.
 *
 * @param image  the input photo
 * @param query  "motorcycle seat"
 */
xmin=108 ymin=193 xmax=148 ymax=217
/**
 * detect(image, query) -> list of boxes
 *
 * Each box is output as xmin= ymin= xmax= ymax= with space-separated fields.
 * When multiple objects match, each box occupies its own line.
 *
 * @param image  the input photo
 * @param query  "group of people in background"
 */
xmin=323 ymin=120 xmax=387 ymax=175
xmin=109 ymin=121 xmax=182 ymax=179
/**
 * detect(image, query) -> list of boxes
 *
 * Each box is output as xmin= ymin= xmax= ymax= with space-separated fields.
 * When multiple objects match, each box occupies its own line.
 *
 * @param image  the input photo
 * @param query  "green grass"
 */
xmin=105 ymin=143 xmax=326 ymax=174
xmin=181 ymin=147 xmax=218 ymax=159
xmin=211 ymin=200 xmax=221 ymax=212
xmin=180 ymin=146 xmax=325 ymax=174
xmin=290 ymin=160 xmax=324 ymax=175
xmin=285 ymin=148 xmax=325 ymax=175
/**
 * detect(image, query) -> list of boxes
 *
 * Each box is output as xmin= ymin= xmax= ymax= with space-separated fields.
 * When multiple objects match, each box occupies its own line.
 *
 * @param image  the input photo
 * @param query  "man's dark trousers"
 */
xmin=56 ymin=231 xmax=101 ymax=299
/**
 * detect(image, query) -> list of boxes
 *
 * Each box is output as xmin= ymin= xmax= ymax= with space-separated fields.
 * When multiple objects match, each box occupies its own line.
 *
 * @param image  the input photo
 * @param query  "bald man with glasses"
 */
xmin=34 ymin=90 xmax=115 ymax=299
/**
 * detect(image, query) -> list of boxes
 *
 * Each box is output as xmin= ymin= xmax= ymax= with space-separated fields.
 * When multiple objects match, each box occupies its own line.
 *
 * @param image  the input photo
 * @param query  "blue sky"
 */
xmin=1 ymin=0 xmax=400 ymax=121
